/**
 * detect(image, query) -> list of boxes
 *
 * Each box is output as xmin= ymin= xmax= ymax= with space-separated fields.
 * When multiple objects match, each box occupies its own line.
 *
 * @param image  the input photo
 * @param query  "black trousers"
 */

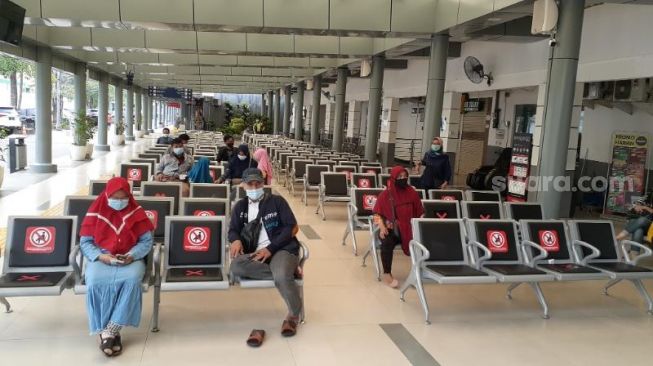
xmin=380 ymin=231 xmax=401 ymax=274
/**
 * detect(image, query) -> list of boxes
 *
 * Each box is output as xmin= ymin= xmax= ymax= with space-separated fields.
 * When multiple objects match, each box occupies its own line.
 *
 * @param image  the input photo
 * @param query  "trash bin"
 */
xmin=8 ymin=135 xmax=27 ymax=173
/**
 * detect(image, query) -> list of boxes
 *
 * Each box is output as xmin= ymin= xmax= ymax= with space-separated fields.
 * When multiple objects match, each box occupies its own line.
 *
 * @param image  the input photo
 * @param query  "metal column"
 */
xmin=294 ymin=81 xmax=305 ymax=140
xmin=310 ymin=75 xmax=322 ymax=145
xmin=267 ymin=91 xmax=274 ymax=122
xmin=364 ymin=55 xmax=385 ymax=162
xmin=273 ymin=89 xmax=281 ymax=135
xmin=126 ymin=87 xmax=134 ymax=141
xmin=96 ymin=74 xmax=110 ymax=151
xmin=422 ymin=34 xmax=449 ymax=156
xmin=283 ymin=85 xmax=291 ymax=137
xmin=31 ymin=46 xmax=56 ymax=173
xmin=74 ymin=63 xmax=86 ymax=117
xmin=262 ymin=93 xmax=267 ymax=115
xmin=115 ymin=82 xmax=123 ymax=138
xmin=538 ymin=0 xmax=585 ymax=219
xmin=332 ymin=67 xmax=348 ymax=151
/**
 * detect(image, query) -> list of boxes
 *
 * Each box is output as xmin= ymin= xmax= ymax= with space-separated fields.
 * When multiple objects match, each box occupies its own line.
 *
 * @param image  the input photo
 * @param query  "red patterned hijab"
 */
xmin=80 ymin=177 xmax=154 ymax=255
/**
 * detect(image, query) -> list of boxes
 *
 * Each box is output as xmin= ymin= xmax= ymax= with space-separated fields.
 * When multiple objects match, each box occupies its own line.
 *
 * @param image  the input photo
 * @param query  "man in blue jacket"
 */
xmin=228 ymin=168 xmax=302 ymax=342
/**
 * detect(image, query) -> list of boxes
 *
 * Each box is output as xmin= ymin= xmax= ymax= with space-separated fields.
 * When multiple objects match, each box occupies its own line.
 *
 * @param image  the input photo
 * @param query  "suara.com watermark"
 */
xmin=489 ymin=175 xmax=634 ymax=193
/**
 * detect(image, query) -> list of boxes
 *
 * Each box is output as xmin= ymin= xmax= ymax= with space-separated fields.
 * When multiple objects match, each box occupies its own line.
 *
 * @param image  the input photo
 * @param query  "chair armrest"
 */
xmin=572 ymin=240 xmax=601 ymax=265
xmin=620 ymin=240 xmax=653 ymax=265
xmin=520 ymin=240 xmax=548 ymax=266
xmin=298 ymin=241 xmax=310 ymax=269
xmin=70 ymin=245 xmax=82 ymax=280
xmin=467 ymin=240 xmax=492 ymax=269
xmin=409 ymin=240 xmax=430 ymax=267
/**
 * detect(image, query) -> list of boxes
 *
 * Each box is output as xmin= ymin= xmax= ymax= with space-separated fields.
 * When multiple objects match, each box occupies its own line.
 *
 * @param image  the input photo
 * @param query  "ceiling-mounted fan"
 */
xmin=464 ymin=56 xmax=493 ymax=86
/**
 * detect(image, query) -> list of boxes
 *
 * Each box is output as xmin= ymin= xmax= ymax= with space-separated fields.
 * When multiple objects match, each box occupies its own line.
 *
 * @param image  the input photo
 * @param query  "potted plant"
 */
xmin=71 ymin=113 xmax=89 ymax=161
xmin=85 ymin=115 xmax=97 ymax=159
xmin=112 ymin=119 xmax=125 ymax=146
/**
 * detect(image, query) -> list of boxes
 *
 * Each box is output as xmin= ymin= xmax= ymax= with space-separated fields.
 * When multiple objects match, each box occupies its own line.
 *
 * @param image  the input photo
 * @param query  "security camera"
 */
xmin=548 ymin=36 xmax=557 ymax=47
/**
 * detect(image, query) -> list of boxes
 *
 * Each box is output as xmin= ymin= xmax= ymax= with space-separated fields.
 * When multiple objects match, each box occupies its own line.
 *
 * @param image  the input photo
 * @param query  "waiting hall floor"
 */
xmin=0 ymin=137 xmax=652 ymax=365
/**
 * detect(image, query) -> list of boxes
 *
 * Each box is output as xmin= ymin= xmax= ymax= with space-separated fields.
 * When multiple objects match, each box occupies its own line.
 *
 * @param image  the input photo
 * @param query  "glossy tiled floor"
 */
xmin=1 ymin=136 xmax=653 ymax=365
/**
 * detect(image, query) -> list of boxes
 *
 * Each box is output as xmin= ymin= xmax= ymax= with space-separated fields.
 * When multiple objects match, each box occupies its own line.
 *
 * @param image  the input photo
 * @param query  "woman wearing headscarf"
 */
xmin=253 ymin=147 xmax=273 ymax=185
xmin=416 ymin=137 xmax=452 ymax=190
xmin=187 ymin=157 xmax=214 ymax=184
xmin=219 ymin=144 xmax=258 ymax=184
xmin=79 ymin=177 xmax=154 ymax=357
xmin=373 ymin=166 xmax=424 ymax=288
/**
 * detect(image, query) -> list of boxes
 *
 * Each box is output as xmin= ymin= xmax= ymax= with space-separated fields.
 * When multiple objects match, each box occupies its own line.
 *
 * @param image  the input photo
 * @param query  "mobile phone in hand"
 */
xmin=110 ymin=258 xmax=124 ymax=266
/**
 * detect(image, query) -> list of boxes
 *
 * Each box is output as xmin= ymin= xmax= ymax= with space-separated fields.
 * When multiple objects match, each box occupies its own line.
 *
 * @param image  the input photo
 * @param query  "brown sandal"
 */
xmin=246 ymin=329 xmax=266 ymax=347
xmin=281 ymin=319 xmax=298 ymax=337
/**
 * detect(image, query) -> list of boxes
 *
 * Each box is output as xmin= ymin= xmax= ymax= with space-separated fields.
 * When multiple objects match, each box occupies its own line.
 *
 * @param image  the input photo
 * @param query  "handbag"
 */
xmin=388 ymin=192 xmax=402 ymax=241
xmin=239 ymin=195 xmax=267 ymax=254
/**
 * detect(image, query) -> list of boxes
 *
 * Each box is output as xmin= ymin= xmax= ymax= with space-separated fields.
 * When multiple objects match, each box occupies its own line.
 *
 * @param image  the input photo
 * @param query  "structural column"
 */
xmin=379 ymin=98 xmax=399 ymax=166
xmin=262 ymin=93 xmax=267 ymax=115
xmin=267 ymin=91 xmax=274 ymax=122
xmin=135 ymin=89 xmax=142 ymax=136
xmin=310 ymin=75 xmax=322 ymax=145
xmin=293 ymin=81 xmax=305 ymax=140
xmin=422 ymin=34 xmax=449 ymax=156
xmin=283 ymin=85 xmax=291 ymax=136
xmin=347 ymin=101 xmax=363 ymax=141
xmin=364 ymin=55 xmax=385 ymax=161
xmin=332 ymin=67 xmax=348 ymax=151
xmin=115 ymin=82 xmax=123 ymax=139
xmin=273 ymin=89 xmax=281 ymax=135
xmin=126 ymin=87 xmax=134 ymax=141
xmin=537 ymin=0 xmax=585 ymax=218
xmin=74 ymin=63 xmax=86 ymax=117
xmin=31 ymin=46 xmax=57 ymax=173
xmin=96 ymin=74 xmax=110 ymax=151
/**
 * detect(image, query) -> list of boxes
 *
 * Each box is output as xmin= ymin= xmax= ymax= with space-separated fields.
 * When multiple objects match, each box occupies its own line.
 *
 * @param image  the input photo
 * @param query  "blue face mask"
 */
xmin=173 ymin=147 xmax=185 ymax=156
xmin=246 ymin=188 xmax=264 ymax=201
xmin=107 ymin=198 xmax=129 ymax=211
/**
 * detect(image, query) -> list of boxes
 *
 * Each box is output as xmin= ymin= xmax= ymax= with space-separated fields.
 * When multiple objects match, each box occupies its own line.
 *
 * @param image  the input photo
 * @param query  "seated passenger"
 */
xmin=155 ymin=138 xmax=193 ymax=196
xmin=79 ymin=177 xmax=154 ymax=357
xmin=416 ymin=137 xmax=451 ymax=190
xmin=217 ymin=134 xmax=236 ymax=163
xmin=187 ymin=157 xmax=214 ymax=184
xmin=156 ymin=128 xmax=174 ymax=145
xmin=617 ymin=193 xmax=653 ymax=253
xmin=178 ymin=133 xmax=192 ymax=155
xmin=218 ymin=144 xmax=258 ymax=185
xmin=373 ymin=166 xmax=424 ymax=288
xmin=229 ymin=168 xmax=302 ymax=345
xmin=253 ymin=147 xmax=273 ymax=185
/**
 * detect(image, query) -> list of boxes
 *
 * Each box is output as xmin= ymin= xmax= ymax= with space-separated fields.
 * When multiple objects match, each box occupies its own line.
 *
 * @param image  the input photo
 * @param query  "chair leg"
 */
xmin=414 ymin=273 xmax=431 ymax=325
xmin=299 ymin=285 xmax=306 ymax=324
xmin=630 ymin=279 xmax=653 ymax=314
xmin=528 ymin=282 xmax=550 ymax=319
xmin=371 ymin=240 xmax=381 ymax=281
xmin=0 ymin=297 xmax=12 ymax=313
xmin=151 ymin=283 xmax=161 ymax=332
xmin=602 ymin=279 xmax=622 ymax=295
xmin=506 ymin=282 xmax=521 ymax=300
xmin=320 ymin=199 xmax=326 ymax=220
xmin=399 ymin=269 xmax=416 ymax=301
xmin=351 ymin=227 xmax=358 ymax=256
xmin=342 ymin=225 xmax=350 ymax=246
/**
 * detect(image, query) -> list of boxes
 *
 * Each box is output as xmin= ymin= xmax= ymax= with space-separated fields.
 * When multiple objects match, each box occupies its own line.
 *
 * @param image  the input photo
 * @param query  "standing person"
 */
xmin=217 ymin=134 xmax=236 ymax=163
xmin=373 ymin=166 xmax=424 ymax=288
xmin=79 ymin=177 xmax=154 ymax=357
xmin=156 ymin=128 xmax=174 ymax=145
xmin=228 ymin=168 xmax=303 ymax=346
xmin=218 ymin=144 xmax=258 ymax=184
xmin=253 ymin=147 xmax=273 ymax=185
xmin=416 ymin=137 xmax=452 ymax=190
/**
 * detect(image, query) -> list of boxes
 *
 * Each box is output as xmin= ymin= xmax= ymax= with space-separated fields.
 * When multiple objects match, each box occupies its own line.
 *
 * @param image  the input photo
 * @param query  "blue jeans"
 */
xmin=624 ymin=216 xmax=651 ymax=251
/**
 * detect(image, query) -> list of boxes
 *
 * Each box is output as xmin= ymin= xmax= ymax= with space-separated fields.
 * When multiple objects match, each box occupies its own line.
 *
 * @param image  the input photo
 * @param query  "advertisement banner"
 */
xmin=506 ymin=133 xmax=533 ymax=202
xmin=605 ymin=132 xmax=650 ymax=214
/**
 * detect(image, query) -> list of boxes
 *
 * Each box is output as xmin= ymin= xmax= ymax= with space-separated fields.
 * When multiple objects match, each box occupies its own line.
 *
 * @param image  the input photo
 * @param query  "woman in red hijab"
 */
xmin=79 ymin=177 xmax=154 ymax=357
xmin=373 ymin=166 xmax=424 ymax=288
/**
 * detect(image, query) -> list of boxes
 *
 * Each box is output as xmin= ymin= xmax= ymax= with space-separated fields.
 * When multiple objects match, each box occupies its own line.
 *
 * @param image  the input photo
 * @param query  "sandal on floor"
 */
xmin=281 ymin=319 xmax=298 ymax=337
xmin=98 ymin=335 xmax=114 ymax=357
xmin=111 ymin=335 xmax=123 ymax=355
xmin=246 ymin=329 xmax=266 ymax=348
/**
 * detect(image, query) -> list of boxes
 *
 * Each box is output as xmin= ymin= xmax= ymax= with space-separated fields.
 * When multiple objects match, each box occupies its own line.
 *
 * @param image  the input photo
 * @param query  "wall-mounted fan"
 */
xmin=464 ymin=56 xmax=493 ymax=86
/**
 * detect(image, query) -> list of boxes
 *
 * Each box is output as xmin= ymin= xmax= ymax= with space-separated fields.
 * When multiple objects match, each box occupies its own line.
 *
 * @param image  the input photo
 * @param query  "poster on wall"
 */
xmin=605 ymin=132 xmax=650 ymax=215
xmin=506 ymin=133 xmax=533 ymax=202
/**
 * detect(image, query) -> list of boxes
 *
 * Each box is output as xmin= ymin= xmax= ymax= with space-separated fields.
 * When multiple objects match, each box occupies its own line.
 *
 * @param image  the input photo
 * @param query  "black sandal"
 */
xmin=111 ymin=335 xmax=123 ymax=356
xmin=98 ymin=334 xmax=114 ymax=357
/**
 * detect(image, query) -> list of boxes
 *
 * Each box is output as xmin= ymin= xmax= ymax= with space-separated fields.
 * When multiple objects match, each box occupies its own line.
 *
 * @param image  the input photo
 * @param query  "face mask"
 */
xmin=173 ymin=147 xmax=185 ymax=156
xmin=238 ymin=154 xmax=247 ymax=161
xmin=431 ymin=144 xmax=441 ymax=152
xmin=395 ymin=178 xmax=409 ymax=188
xmin=163 ymin=133 xmax=169 ymax=137
xmin=246 ymin=188 xmax=264 ymax=201
xmin=107 ymin=198 xmax=129 ymax=211
xmin=227 ymin=142 xmax=234 ymax=148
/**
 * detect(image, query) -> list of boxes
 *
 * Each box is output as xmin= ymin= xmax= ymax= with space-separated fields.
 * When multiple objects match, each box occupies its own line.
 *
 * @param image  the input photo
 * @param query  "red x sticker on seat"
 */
xmin=193 ymin=210 xmax=216 ymax=217
xmin=358 ymin=178 xmax=371 ymax=188
xmin=18 ymin=274 xmax=41 ymax=281
xmin=486 ymin=230 xmax=508 ymax=253
xmin=24 ymin=226 xmax=56 ymax=254
xmin=185 ymin=270 xmax=204 ymax=276
xmin=154 ymin=193 xmax=167 ymax=197
xmin=127 ymin=168 xmax=142 ymax=182
xmin=479 ymin=214 xmax=492 ymax=220
xmin=183 ymin=227 xmax=210 ymax=252
xmin=435 ymin=211 xmax=448 ymax=219
xmin=362 ymin=194 xmax=378 ymax=210
xmin=441 ymin=195 xmax=456 ymax=201
xmin=538 ymin=230 xmax=560 ymax=252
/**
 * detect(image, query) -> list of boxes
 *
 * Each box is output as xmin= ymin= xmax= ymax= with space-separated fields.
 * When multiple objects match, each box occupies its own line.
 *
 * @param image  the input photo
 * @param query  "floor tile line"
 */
xmin=380 ymin=323 xmax=440 ymax=366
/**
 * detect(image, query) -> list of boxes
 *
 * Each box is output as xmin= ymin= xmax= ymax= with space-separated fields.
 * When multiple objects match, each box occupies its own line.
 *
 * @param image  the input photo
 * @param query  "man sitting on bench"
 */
xmin=228 ymin=168 xmax=302 ymax=346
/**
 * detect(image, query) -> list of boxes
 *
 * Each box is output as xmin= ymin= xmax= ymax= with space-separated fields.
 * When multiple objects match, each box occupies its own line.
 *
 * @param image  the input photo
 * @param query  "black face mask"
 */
xmin=395 ymin=178 xmax=408 ymax=188
xmin=227 ymin=142 xmax=234 ymax=148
